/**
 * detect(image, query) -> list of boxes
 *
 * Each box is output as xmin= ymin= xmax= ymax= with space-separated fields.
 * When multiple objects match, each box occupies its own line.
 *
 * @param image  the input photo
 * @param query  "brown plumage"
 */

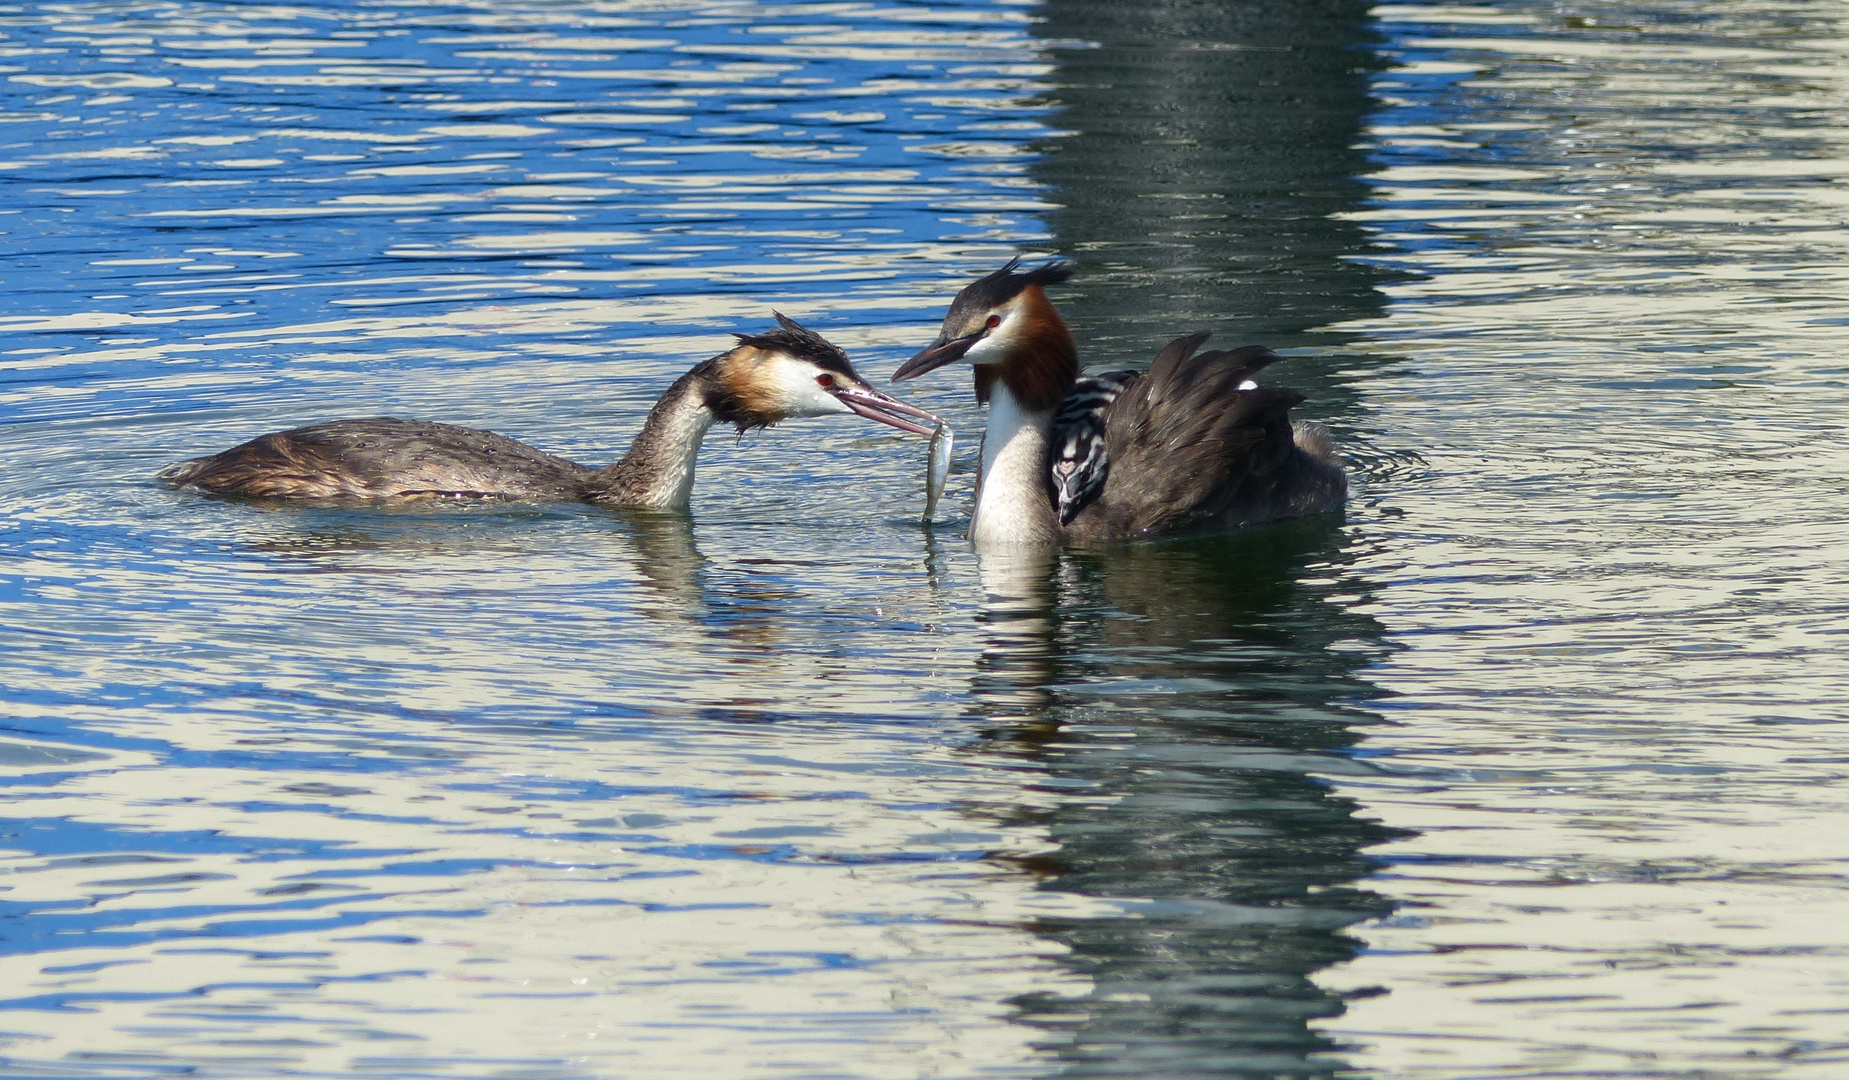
xmin=993 ymin=287 xmax=1079 ymax=413
xmin=1063 ymin=334 xmax=1345 ymax=543
xmin=161 ymin=315 xmax=942 ymax=510
xmin=160 ymin=417 xmax=591 ymax=502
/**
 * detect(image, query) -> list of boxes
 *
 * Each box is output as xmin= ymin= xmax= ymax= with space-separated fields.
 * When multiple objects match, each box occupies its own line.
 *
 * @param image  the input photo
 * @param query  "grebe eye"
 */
xmin=985 ymin=314 xmax=1001 ymax=329
xmin=815 ymin=372 xmax=836 ymax=388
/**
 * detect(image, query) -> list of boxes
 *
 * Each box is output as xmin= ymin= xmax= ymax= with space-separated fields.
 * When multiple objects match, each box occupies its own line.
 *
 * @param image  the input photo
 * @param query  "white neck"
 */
xmin=970 ymin=383 xmax=1063 ymax=548
xmin=641 ymin=401 xmax=716 ymax=510
xmin=586 ymin=371 xmax=718 ymax=509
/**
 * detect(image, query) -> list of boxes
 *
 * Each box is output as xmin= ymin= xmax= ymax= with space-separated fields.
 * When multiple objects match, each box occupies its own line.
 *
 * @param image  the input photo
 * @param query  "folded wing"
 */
xmin=1064 ymin=334 xmax=1339 ymax=542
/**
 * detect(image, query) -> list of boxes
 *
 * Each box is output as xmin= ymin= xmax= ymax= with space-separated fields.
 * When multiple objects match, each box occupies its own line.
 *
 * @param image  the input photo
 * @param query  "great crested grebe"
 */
xmin=162 ymin=314 xmax=940 ymax=508
xmin=890 ymin=259 xmax=1346 ymax=547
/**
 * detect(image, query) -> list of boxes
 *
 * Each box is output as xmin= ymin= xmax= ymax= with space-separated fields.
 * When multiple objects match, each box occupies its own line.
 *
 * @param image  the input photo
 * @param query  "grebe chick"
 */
xmin=891 ymin=259 xmax=1345 ymax=548
xmin=1049 ymin=368 xmax=1137 ymax=525
xmin=162 ymin=314 xmax=940 ymax=509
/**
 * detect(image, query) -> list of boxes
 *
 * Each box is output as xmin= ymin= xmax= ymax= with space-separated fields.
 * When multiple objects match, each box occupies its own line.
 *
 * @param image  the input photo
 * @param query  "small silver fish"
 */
xmin=923 ymin=419 xmax=952 ymax=523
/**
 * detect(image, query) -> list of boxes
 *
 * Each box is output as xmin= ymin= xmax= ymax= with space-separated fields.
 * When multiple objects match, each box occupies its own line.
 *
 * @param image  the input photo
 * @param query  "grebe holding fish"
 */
xmin=163 ymin=315 xmax=942 ymax=510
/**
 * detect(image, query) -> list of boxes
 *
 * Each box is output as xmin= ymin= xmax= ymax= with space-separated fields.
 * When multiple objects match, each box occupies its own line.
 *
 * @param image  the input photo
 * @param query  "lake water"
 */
xmin=3 ymin=1 xmax=1847 ymax=1077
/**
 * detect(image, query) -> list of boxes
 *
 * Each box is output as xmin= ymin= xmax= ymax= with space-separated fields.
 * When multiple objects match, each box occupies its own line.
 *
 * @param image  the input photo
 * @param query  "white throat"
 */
xmin=650 ymin=405 xmax=717 ymax=509
xmin=971 ymin=383 xmax=1062 ymax=548
xmin=594 ymin=372 xmax=719 ymax=510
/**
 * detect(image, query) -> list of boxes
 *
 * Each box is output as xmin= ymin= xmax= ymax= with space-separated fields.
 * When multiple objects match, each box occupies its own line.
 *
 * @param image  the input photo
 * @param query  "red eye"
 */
xmin=815 ymin=373 xmax=836 ymax=387
xmin=985 ymin=315 xmax=1001 ymax=329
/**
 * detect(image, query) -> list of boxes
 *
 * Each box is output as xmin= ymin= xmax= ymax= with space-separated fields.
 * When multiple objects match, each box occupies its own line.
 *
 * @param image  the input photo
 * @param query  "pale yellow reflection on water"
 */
xmin=1318 ymin=4 xmax=1849 ymax=1075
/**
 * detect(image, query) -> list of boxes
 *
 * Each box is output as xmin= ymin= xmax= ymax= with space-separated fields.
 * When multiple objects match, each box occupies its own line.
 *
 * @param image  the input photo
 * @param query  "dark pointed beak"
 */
xmin=890 ymin=331 xmax=981 ymax=382
xmin=831 ymin=383 xmax=942 ymax=436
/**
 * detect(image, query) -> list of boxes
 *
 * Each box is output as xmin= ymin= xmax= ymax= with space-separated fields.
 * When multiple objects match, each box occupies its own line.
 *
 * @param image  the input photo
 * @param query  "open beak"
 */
xmin=831 ymin=383 xmax=942 ymax=436
xmin=890 ymin=331 xmax=981 ymax=382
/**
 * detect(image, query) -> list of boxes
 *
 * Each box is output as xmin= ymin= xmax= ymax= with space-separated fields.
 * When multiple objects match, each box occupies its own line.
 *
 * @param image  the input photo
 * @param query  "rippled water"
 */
xmin=3 ymin=0 xmax=1848 ymax=1077
xmin=1319 ymin=4 xmax=1849 ymax=1076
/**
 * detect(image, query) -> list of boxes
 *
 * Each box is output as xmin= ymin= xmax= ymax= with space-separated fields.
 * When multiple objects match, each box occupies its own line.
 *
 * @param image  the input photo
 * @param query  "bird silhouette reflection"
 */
xmin=965 ymin=0 xmax=1403 ymax=1072
xmin=966 ymin=526 xmax=1400 ymax=1078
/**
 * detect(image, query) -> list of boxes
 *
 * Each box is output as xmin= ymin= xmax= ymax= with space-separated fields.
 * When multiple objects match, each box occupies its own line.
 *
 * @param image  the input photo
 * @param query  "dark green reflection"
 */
xmin=971 ymin=527 xmax=1398 ymax=1078
xmin=969 ymin=3 xmax=1399 ymax=1073
xmin=1032 ymin=0 xmax=1389 ymax=384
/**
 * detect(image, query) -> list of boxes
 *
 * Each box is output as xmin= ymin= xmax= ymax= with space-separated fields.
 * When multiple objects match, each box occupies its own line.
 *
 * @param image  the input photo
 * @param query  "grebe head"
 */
xmin=709 ymin=313 xmax=940 ymax=435
xmin=891 ymin=257 xmax=1075 ymax=383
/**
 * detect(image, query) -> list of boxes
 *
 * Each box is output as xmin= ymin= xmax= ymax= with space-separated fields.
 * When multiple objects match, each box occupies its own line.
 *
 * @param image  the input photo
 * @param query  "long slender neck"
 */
xmin=583 ymin=367 xmax=717 ymax=509
xmin=970 ymin=288 xmax=1078 ymax=548
xmin=971 ymin=383 xmax=1062 ymax=548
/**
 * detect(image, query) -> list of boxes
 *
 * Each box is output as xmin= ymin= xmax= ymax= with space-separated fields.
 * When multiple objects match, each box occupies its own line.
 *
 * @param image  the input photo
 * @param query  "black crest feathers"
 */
xmin=946 ymin=257 xmax=1074 ymax=324
xmin=733 ymin=312 xmax=857 ymax=377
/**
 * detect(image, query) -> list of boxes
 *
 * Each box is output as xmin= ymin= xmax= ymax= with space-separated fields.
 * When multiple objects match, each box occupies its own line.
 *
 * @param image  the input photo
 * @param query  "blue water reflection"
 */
xmin=0 ymin=2 xmax=1400 ymax=1077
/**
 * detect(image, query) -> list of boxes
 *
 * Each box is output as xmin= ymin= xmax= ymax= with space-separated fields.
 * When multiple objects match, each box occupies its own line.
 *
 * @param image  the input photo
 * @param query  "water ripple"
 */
xmin=1320 ymin=3 xmax=1849 ymax=1076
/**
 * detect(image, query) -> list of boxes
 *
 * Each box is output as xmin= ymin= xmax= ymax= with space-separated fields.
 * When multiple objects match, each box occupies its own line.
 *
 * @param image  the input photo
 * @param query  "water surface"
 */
xmin=1321 ymin=3 xmax=1849 ymax=1076
xmin=3 ymin=1 xmax=1848 ymax=1078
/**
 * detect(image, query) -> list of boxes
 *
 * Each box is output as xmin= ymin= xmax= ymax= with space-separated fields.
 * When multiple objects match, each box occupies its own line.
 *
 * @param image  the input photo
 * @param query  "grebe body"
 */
xmin=163 ymin=315 xmax=938 ymax=510
xmin=891 ymin=260 xmax=1345 ymax=548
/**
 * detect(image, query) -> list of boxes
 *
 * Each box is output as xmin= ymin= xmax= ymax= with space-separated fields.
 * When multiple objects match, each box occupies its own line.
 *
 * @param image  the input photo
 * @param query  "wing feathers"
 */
xmin=1146 ymin=331 xmax=1211 ymax=394
xmin=1064 ymin=337 xmax=1329 ymax=541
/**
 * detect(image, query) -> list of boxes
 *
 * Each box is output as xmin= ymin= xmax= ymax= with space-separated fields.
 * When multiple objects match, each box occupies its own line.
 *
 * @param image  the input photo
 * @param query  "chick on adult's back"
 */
xmin=162 ymin=315 xmax=939 ymax=510
xmin=889 ymin=259 xmax=1345 ymax=547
